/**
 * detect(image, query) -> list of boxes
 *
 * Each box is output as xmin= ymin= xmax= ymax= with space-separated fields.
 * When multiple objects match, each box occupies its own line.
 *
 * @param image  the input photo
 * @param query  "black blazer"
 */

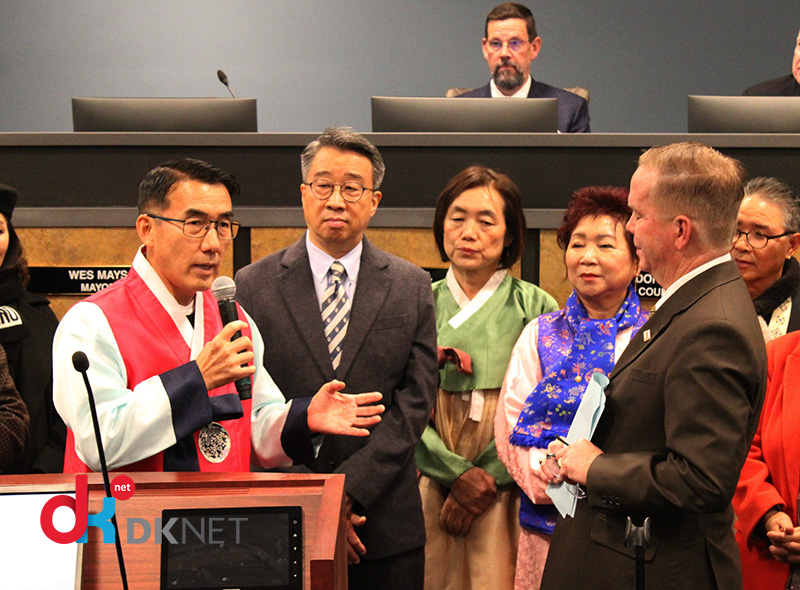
xmin=542 ymin=261 xmax=767 ymax=590
xmin=458 ymin=78 xmax=590 ymax=132
xmin=235 ymin=237 xmax=438 ymax=560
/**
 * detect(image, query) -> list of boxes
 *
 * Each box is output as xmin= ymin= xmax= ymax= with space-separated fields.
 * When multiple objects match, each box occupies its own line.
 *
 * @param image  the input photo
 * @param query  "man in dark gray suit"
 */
xmin=540 ymin=142 xmax=767 ymax=589
xmin=235 ymin=127 xmax=437 ymax=590
xmin=458 ymin=2 xmax=590 ymax=133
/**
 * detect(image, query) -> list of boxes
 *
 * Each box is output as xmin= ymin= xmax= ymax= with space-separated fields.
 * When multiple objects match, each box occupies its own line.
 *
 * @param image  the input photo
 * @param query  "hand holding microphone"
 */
xmin=195 ymin=321 xmax=255 ymax=396
xmin=194 ymin=276 xmax=253 ymax=399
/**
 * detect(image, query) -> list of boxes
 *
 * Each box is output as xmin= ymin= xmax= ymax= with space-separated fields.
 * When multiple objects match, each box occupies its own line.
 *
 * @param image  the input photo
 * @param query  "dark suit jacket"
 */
xmin=744 ymin=73 xmax=800 ymax=96
xmin=458 ymin=79 xmax=591 ymax=133
xmin=541 ymin=261 xmax=767 ymax=590
xmin=235 ymin=237 xmax=438 ymax=560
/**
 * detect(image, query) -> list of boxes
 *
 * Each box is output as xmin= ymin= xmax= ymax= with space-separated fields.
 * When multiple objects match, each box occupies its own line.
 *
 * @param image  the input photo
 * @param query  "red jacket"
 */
xmin=734 ymin=331 xmax=800 ymax=590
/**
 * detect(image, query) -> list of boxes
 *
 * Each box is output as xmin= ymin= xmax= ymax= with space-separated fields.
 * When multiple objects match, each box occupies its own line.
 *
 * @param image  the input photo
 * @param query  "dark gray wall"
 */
xmin=0 ymin=1 xmax=796 ymax=133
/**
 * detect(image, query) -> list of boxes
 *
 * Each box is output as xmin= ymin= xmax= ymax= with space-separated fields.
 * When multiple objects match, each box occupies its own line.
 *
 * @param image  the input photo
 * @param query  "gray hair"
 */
xmin=300 ymin=126 xmax=386 ymax=189
xmin=743 ymin=176 xmax=800 ymax=233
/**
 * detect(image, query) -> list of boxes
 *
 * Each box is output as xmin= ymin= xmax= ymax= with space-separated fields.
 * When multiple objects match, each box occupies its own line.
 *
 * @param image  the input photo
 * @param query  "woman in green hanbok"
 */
xmin=415 ymin=165 xmax=558 ymax=590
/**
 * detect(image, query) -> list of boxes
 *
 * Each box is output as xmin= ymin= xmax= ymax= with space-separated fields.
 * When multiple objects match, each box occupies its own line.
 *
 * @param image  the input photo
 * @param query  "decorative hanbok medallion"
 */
xmin=198 ymin=422 xmax=230 ymax=463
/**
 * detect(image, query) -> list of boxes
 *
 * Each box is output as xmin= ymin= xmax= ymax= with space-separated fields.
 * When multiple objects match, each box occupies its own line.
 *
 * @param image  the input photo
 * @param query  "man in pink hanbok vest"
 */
xmin=54 ymin=158 xmax=383 ymax=473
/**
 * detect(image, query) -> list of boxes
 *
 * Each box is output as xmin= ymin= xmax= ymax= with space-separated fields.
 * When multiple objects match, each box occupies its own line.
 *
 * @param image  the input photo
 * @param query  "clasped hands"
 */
xmin=763 ymin=509 xmax=800 ymax=565
xmin=439 ymin=466 xmax=497 ymax=537
xmin=197 ymin=321 xmax=385 ymax=436
xmin=345 ymin=480 xmax=502 ymax=563
xmin=538 ymin=437 xmax=604 ymax=487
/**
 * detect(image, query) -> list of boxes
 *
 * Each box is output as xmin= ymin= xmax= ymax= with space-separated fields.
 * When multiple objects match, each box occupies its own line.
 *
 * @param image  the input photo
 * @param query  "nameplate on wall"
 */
xmin=28 ymin=267 xmax=130 ymax=295
xmin=635 ymin=272 xmax=662 ymax=299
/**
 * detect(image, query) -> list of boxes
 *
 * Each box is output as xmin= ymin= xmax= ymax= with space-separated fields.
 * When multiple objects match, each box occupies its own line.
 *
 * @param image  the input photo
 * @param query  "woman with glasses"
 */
xmin=731 ymin=177 xmax=800 ymax=340
xmin=0 ymin=183 xmax=63 ymax=473
xmin=495 ymin=186 xmax=648 ymax=590
xmin=415 ymin=166 xmax=557 ymax=590
xmin=733 ymin=179 xmax=800 ymax=589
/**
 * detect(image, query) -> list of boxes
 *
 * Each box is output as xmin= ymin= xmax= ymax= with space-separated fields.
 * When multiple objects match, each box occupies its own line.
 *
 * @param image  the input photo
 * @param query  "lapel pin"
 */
xmin=643 ymin=329 xmax=651 ymax=342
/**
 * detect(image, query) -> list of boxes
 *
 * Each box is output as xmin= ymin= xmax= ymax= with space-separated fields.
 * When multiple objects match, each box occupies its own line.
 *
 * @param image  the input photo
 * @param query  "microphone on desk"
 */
xmin=211 ymin=276 xmax=252 ymax=400
xmin=72 ymin=351 xmax=129 ymax=590
xmin=217 ymin=69 xmax=237 ymax=98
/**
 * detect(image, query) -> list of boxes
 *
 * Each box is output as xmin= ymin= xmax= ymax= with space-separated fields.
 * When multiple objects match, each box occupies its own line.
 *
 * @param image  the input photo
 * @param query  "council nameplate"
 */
xmin=635 ymin=272 xmax=662 ymax=299
xmin=28 ymin=267 xmax=130 ymax=295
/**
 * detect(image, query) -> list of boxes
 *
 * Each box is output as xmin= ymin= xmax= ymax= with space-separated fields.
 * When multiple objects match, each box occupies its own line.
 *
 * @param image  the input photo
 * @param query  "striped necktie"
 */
xmin=321 ymin=261 xmax=350 ymax=369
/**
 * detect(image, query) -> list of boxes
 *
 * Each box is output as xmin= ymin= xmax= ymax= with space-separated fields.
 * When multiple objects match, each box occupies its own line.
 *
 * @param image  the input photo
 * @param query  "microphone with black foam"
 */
xmin=72 ymin=351 xmax=129 ymax=590
xmin=211 ymin=276 xmax=252 ymax=400
xmin=217 ymin=69 xmax=237 ymax=98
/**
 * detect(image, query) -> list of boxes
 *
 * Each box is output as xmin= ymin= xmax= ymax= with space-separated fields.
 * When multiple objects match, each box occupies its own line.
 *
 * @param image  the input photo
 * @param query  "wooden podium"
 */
xmin=0 ymin=472 xmax=348 ymax=590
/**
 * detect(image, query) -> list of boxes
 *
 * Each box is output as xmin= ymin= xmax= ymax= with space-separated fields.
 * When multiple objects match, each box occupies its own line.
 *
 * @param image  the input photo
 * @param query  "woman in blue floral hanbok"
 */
xmin=495 ymin=186 xmax=648 ymax=590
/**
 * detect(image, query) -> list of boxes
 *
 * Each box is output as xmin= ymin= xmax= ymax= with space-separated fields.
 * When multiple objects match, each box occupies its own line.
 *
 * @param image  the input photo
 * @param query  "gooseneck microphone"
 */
xmin=217 ymin=69 xmax=237 ymax=98
xmin=211 ymin=276 xmax=252 ymax=400
xmin=72 ymin=351 xmax=129 ymax=590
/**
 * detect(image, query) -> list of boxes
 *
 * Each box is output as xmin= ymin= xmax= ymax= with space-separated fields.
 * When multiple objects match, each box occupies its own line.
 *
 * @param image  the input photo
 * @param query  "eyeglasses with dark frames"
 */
xmin=145 ymin=214 xmax=240 ymax=240
xmin=732 ymin=229 xmax=792 ymax=250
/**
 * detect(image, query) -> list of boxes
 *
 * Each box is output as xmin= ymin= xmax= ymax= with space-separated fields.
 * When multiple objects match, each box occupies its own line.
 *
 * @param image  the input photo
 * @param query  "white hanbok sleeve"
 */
xmin=494 ymin=320 xmax=639 ymax=503
xmin=53 ymin=302 xmax=181 ymax=470
xmin=494 ymin=319 xmax=552 ymax=503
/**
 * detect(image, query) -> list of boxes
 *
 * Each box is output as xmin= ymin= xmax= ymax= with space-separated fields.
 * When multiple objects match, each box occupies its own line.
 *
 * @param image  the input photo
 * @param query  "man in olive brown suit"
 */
xmin=541 ymin=142 xmax=767 ymax=590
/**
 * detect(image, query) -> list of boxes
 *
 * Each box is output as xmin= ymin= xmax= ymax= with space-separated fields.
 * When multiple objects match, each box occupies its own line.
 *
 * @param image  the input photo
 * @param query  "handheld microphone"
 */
xmin=211 ymin=276 xmax=252 ymax=400
xmin=216 ymin=69 xmax=237 ymax=98
xmin=72 ymin=351 xmax=129 ymax=590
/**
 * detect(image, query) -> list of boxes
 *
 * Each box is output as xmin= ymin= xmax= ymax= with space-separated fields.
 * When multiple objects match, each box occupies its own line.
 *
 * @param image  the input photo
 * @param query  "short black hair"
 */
xmin=137 ymin=158 xmax=240 ymax=213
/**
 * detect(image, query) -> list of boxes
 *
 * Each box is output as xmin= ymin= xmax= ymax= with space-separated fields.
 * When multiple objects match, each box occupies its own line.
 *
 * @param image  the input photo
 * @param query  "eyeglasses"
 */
xmin=732 ymin=229 xmax=792 ymax=250
xmin=486 ymin=39 xmax=529 ymax=53
xmin=303 ymin=180 xmax=374 ymax=203
xmin=145 ymin=214 xmax=240 ymax=240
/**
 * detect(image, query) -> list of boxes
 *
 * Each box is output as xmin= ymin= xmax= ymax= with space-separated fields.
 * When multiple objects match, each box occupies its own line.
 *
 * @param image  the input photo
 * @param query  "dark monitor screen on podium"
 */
xmin=160 ymin=506 xmax=302 ymax=590
xmin=688 ymin=95 xmax=800 ymax=133
xmin=371 ymin=96 xmax=558 ymax=132
xmin=72 ymin=97 xmax=258 ymax=132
